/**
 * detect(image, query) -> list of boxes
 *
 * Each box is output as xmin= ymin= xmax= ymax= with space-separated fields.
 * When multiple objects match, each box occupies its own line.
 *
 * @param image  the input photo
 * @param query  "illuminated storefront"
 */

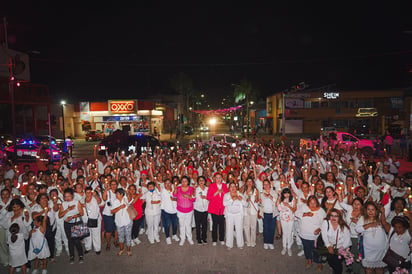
xmin=73 ymin=100 xmax=165 ymax=136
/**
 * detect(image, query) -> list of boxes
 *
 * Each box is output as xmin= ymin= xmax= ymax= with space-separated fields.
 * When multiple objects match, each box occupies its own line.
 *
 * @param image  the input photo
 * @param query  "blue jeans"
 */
xmin=263 ymin=213 xmax=276 ymax=244
xmin=161 ymin=210 xmax=178 ymax=238
xmin=301 ymin=237 xmax=321 ymax=263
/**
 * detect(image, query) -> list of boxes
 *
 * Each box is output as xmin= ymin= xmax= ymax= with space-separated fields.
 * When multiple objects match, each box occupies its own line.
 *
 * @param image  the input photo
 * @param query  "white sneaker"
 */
xmin=166 ymin=237 xmax=172 ymax=245
xmin=281 ymin=248 xmax=287 ymax=255
xmin=131 ymin=241 xmax=136 ymax=247
xmin=297 ymin=250 xmax=305 ymax=257
xmin=55 ymin=250 xmax=62 ymax=257
xmin=187 ymin=239 xmax=194 ymax=245
xmin=31 ymin=270 xmax=38 ymax=274
xmin=251 ymin=244 xmax=256 ymax=248
xmin=154 ymin=237 xmax=160 ymax=243
xmin=269 ymin=244 xmax=274 ymax=250
xmin=212 ymin=242 xmax=217 ymax=246
xmin=42 ymin=270 xmax=48 ymax=274
xmin=172 ymin=235 xmax=180 ymax=242
xmin=134 ymin=238 xmax=141 ymax=245
xmin=139 ymin=228 xmax=145 ymax=235
xmin=288 ymin=249 xmax=292 ymax=256
xmin=263 ymin=244 xmax=268 ymax=250
xmin=179 ymin=240 xmax=185 ymax=246
xmin=149 ymin=239 xmax=155 ymax=244
xmin=220 ymin=241 xmax=225 ymax=246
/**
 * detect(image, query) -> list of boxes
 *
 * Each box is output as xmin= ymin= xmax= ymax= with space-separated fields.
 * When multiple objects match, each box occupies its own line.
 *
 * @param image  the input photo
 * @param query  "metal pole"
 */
xmin=61 ymin=104 xmax=65 ymax=139
xmin=282 ymin=93 xmax=286 ymax=136
xmin=48 ymin=112 xmax=53 ymax=162
xmin=9 ymin=57 xmax=16 ymax=161
xmin=3 ymin=17 xmax=8 ymax=49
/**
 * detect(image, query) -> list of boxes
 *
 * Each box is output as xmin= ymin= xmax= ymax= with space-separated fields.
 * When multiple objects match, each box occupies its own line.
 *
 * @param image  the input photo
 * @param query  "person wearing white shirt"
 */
xmin=3 ymin=163 xmax=15 ymax=180
xmin=84 ymin=187 xmax=102 ymax=255
xmin=261 ymin=179 xmax=279 ymax=250
xmin=320 ymin=209 xmax=352 ymax=274
xmin=381 ymin=216 xmax=411 ymax=272
xmin=110 ymin=188 xmax=132 ymax=256
xmin=142 ymin=182 xmax=162 ymax=244
xmin=223 ymin=182 xmax=245 ymax=249
xmin=193 ymin=176 xmax=209 ymax=245
xmin=241 ymin=178 xmax=259 ymax=248
xmin=101 ymin=179 xmax=119 ymax=251
xmin=295 ymin=196 xmax=326 ymax=272
xmin=0 ymin=189 xmax=11 ymax=266
xmin=160 ymin=179 xmax=179 ymax=244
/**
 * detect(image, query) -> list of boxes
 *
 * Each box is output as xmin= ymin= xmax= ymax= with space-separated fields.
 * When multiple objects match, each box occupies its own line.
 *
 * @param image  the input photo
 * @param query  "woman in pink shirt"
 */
xmin=173 ymin=176 xmax=196 ymax=246
xmin=207 ymin=173 xmax=228 ymax=246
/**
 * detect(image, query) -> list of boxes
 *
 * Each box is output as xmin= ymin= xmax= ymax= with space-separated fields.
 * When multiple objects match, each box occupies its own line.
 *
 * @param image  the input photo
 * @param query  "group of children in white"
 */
xmin=0 ymin=139 xmax=410 ymax=274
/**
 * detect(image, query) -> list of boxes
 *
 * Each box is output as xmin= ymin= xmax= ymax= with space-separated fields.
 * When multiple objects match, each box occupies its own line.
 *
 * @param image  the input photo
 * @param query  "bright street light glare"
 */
xmin=209 ymin=118 xmax=217 ymax=126
xmin=61 ymin=100 xmax=66 ymax=105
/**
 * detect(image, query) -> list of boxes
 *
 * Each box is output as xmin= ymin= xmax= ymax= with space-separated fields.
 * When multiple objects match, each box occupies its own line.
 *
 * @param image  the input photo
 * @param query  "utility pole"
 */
xmin=9 ymin=56 xmax=16 ymax=161
xmin=3 ymin=17 xmax=8 ymax=49
xmin=282 ymin=92 xmax=286 ymax=136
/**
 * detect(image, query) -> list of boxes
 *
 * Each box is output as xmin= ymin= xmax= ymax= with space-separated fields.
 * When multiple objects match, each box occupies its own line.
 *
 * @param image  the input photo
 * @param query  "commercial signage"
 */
xmin=323 ymin=92 xmax=339 ymax=99
xmin=108 ymin=100 xmax=137 ymax=114
xmin=103 ymin=116 xmax=138 ymax=122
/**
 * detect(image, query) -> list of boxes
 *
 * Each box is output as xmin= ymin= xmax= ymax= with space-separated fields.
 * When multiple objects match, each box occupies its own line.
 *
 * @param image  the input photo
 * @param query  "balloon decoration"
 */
xmin=193 ymin=105 xmax=242 ymax=115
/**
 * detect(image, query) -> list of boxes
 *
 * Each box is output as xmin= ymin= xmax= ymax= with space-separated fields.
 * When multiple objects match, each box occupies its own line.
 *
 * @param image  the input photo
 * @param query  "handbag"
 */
xmin=383 ymin=231 xmax=406 ymax=269
xmin=70 ymin=219 xmax=90 ymax=239
xmin=85 ymin=204 xmax=98 ymax=228
xmin=127 ymin=205 xmax=138 ymax=220
xmin=87 ymin=218 xmax=98 ymax=228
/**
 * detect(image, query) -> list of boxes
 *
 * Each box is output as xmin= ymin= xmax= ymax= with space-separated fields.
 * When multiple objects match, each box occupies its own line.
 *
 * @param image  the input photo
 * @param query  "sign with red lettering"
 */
xmin=108 ymin=100 xmax=137 ymax=114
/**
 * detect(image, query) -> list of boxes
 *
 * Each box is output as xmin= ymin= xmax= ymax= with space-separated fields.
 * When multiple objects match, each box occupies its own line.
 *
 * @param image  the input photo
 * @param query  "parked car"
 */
xmin=199 ymin=124 xmax=209 ymax=132
xmin=4 ymin=140 xmax=61 ymax=162
xmin=98 ymin=130 xmax=160 ymax=156
xmin=85 ymin=130 xmax=105 ymax=141
xmin=184 ymin=126 xmax=193 ymax=135
xmin=206 ymin=134 xmax=238 ymax=148
xmin=300 ymin=131 xmax=374 ymax=156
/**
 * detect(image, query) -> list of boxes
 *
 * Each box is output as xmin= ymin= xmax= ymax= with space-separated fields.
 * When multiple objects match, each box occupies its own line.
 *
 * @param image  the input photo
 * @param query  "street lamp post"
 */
xmin=60 ymin=101 xmax=66 ymax=139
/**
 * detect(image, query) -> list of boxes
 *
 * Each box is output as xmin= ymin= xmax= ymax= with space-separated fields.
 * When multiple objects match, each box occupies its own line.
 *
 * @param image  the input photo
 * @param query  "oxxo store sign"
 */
xmin=108 ymin=100 xmax=137 ymax=114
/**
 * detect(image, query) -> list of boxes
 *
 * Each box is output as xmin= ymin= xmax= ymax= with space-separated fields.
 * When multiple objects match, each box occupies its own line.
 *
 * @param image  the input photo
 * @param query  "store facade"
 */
xmin=72 ymin=100 xmax=167 ymax=137
xmin=266 ymin=88 xmax=411 ymax=136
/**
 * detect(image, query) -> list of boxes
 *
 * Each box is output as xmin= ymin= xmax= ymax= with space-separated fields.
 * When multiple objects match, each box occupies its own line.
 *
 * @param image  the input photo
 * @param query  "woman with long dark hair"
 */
xmin=321 ymin=208 xmax=351 ymax=274
xmin=355 ymin=201 xmax=387 ymax=273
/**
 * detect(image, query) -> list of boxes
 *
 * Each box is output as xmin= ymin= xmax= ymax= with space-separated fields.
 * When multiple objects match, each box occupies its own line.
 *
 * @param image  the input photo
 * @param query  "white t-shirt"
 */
xmin=160 ymin=188 xmax=177 ymax=214
xmin=193 ymin=186 xmax=209 ymax=212
xmin=102 ymin=190 xmax=117 ymax=216
xmin=142 ymin=190 xmax=161 ymax=216
xmin=296 ymin=205 xmax=326 ymax=241
xmin=388 ymin=227 xmax=411 ymax=261
xmin=112 ymin=197 xmax=131 ymax=227
xmin=85 ymin=197 xmax=100 ymax=220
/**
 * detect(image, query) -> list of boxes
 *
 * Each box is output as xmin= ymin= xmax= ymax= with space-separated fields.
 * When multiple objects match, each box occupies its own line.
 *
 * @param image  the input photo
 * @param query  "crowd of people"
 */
xmin=0 ymin=136 xmax=411 ymax=274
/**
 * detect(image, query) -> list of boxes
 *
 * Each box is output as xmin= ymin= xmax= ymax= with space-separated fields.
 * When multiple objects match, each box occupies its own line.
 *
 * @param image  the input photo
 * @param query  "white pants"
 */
xmin=226 ymin=213 xmax=244 ymax=248
xmin=293 ymin=219 xmax=302 ymax=246
xmin=55 ymin=220 xmax=69 ymax=254
xmin=177 ymin=211 xmax=193 ymax=242
xmin=257 ymin=217 xmax=263 ymax=233
xmin=146 ymin=214 xmax=161 ymax=242
xmin=84 ymin=220 xmax=101 ymax=252
xmin=0 ymin=228 xmax=8 ymax=266
xmin=208 ymin=213 xmax=213 ymax=231
xmin=243 ymin=214 xmax=257 ymax=246
xmin=281 ymin=220 xmax=294 ymax=249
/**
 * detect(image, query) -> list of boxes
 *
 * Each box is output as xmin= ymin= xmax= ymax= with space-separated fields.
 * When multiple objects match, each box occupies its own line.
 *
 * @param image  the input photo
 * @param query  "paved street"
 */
xmin=0 ymin=231 xmax=333 ymax=274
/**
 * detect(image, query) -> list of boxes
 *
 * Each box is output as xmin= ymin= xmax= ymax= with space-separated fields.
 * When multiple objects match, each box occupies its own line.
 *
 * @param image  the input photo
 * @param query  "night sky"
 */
xmin=2 ymin=3 xmax=412 ymax=107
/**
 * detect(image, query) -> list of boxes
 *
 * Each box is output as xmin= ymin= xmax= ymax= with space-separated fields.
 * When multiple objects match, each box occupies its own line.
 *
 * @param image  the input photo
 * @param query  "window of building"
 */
xmin=304 ymin=101 xmax=312 ymax=109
